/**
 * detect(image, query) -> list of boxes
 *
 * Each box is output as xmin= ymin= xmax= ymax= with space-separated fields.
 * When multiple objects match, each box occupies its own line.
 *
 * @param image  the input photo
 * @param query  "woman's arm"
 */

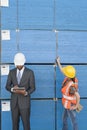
xmin=56 ymin=57 xmax=64 ymax=73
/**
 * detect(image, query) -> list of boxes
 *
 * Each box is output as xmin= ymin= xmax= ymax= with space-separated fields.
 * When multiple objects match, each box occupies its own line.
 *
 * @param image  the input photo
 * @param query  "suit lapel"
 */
xmin=13 ymin=68 xmax=18 ymax=84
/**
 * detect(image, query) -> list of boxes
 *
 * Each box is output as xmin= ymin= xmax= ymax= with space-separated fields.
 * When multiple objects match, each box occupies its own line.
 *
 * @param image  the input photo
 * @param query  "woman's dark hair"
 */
xmin=71 ymin=77 xmax=75 ymax=82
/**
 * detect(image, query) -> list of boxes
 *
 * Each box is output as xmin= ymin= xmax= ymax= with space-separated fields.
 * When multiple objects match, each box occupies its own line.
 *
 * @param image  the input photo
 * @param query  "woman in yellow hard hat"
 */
xmin=56 ymin=57 xmax=80 ymax=130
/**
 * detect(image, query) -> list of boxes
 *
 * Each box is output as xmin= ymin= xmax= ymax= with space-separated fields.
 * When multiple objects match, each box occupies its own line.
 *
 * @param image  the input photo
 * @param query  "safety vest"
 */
xmin=61 ymin=77 xmax=78 ymax=109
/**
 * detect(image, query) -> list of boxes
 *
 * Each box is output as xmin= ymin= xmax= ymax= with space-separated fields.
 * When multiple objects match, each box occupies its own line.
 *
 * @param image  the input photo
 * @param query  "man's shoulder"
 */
xmin=9 ymin=68 xmax=16 ymax=73
xmin=25 ymin=67 xmax=34 ymax=73
xmin=10 ymin=68 xmax=16 ymax=71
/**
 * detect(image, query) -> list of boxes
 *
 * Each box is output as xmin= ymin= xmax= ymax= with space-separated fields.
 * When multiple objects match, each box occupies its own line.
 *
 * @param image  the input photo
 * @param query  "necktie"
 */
xmin=17 ymin=70 xmax=21 ymax=84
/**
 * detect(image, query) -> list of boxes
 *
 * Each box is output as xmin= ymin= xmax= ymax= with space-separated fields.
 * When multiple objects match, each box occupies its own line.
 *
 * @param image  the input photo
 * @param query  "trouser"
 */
xmin=11 ymin=106 xmax=30 ymax=130
xmin=62 ymin=109 xmax=78 ymax=130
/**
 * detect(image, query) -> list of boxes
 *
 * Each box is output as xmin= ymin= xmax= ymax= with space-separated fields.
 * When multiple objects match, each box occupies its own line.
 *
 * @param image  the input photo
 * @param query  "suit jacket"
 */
xmin=6 ymin=67 xmax=35 ymax=109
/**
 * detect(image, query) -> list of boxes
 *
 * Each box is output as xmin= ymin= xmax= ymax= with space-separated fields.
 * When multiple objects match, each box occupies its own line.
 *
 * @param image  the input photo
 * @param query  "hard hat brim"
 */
xmin=62 ymin=66 xmax=76 ymax=78
xmin=14 ymin=62 xmax=25 ymax=66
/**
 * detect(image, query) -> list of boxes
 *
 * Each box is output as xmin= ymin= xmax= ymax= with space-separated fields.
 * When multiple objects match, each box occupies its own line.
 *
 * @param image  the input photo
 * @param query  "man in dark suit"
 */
xmin=6 ymin=53 xmax=35 ymax=130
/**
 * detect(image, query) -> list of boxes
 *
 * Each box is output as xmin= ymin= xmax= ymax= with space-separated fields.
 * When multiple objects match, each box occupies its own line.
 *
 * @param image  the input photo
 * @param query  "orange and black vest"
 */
xmin=61 ymin=77 xmax=78 ymax=109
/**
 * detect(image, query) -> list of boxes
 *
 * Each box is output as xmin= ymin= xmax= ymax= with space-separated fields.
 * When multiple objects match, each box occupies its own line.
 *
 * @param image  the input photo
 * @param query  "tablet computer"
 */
xmin=13 ymin=87 xmax=25 ymax=90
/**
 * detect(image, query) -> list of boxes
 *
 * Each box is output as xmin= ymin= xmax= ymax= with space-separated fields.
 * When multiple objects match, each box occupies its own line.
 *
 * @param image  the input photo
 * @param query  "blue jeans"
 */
xmin=62 ymin=109 xmax=78 ymax=130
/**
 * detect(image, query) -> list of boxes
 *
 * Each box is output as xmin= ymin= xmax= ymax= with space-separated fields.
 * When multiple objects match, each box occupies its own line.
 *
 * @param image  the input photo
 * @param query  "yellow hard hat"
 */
xmin=62 ymin=65 xmax=76 ymax=78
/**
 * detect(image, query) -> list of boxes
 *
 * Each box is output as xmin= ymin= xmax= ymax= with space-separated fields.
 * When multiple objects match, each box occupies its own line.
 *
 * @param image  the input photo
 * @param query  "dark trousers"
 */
xmin=11 ymin=106 xmax=30 ymax=130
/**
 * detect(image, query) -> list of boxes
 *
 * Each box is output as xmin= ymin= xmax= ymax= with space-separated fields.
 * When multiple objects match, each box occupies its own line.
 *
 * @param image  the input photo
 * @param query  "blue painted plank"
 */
xmin=31 ymin=100 xmax=55 ymax=130
xmin=1 ymin=30 xmax=18 ymax=63
xmin=19 ymin=30 xmax=56 ymax=63
xmin=29 ymin=65 xmax=55 ymax=98
xmin=18 ymin=0 xmax=54 ymax=29
xmin=1 ymin=65 xmax=14 ymax=99
xmin=1 ymin=76 xmax=11 ymax=99
xmin=1 ymin=30 xmax=56 ymax=63
xmin=1 ymin=0 xmax=17 ymax=29
xmin=1 ymin=100 xmax=12 ymax=130
xmin=58 ymin=31 xmax=87 ymax=63
xmin=77 ymin=99 xmax=87 ymax=130
xmin=56 ymin=0 xmax=87 ymax=30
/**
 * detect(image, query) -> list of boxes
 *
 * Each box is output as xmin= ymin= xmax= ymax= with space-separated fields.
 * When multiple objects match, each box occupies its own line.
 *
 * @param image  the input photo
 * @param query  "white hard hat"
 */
xmin=14 ymin=53 xmax=26 ymax=66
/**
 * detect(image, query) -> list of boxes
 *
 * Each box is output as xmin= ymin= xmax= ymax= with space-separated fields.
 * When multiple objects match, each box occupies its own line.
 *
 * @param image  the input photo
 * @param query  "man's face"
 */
xmin=16 ymin=65 xmax=24 ymax=70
